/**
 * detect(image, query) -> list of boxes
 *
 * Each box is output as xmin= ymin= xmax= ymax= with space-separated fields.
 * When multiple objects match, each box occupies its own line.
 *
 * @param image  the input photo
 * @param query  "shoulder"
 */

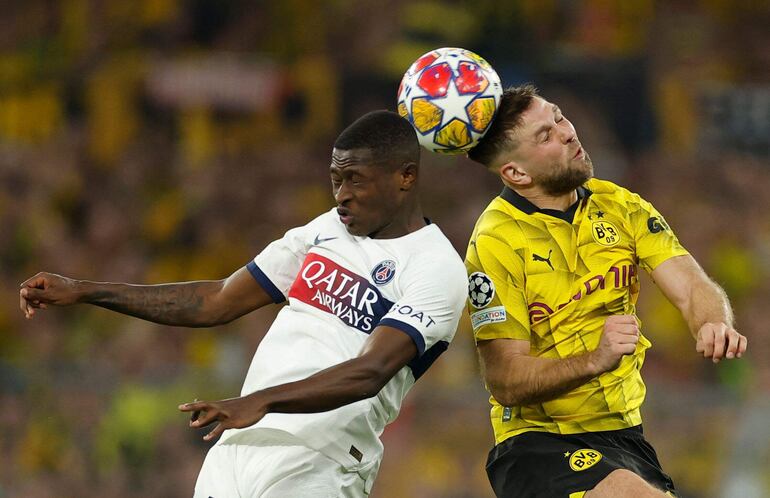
xmin=472 ymin=198 xmax=523 ymax=246
xmin=586 ymin=178 xmax=647 ymax=208
xmin=413 ymin=226 xmax=464 ymax=268
xmin=407 ymin=227 xmax=466 ymax=282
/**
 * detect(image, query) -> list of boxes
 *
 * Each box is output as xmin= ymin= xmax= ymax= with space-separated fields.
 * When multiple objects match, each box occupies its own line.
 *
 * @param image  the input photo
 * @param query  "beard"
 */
xmin=538 ymin=154 xmax=594 ymax=196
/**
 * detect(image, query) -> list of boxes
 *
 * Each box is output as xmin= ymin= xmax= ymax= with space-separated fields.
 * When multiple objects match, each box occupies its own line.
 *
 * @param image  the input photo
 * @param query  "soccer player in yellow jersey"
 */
xmin=465 ymin=85 xmax=747 ymax=498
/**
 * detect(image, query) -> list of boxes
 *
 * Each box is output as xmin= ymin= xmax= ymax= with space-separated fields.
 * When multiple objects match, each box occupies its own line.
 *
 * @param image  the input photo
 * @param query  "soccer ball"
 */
xmin=468 ymin=272 xmax=495 ymax=309
xmin=397 ymin=47 xmax=502 ymax=155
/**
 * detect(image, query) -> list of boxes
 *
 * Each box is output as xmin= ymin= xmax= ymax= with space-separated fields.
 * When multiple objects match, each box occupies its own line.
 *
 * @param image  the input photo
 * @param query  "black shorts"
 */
xmin=486 ymin=426 xmax=677 ymax=497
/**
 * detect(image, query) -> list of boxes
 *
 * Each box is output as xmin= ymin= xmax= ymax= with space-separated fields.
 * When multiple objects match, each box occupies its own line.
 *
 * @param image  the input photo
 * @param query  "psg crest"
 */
xmin=371 ymin=260 xmax=397 ymax=285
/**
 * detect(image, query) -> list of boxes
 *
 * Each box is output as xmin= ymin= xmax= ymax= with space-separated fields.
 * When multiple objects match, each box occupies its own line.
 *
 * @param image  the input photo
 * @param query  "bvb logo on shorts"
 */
xmin=568 ymin=449 xmax=603 ymax=472
xmin=591 ymin=221 xmax=620 ymax=247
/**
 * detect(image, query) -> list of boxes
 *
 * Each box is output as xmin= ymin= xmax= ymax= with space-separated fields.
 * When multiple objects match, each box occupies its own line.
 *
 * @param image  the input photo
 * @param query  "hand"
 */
xmin=590 ymin=315 xmax=640 ymax=374
xmin=19 ymin=272 xmax=81 ymax=319
xmin=178 ymin=394 xmax=268 ymax=441
xmin=696 ymin=322 xmax=747 ymax=363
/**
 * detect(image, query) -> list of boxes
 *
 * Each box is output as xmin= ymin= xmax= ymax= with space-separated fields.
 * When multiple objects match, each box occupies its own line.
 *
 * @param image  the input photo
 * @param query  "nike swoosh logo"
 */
xmin=313 ymin=234 xmax=338 ymax=246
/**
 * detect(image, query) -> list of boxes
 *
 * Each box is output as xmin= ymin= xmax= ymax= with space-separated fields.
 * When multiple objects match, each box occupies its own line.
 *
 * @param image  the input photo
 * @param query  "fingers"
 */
xmin=605 ymin=314 xmax=638 ymax=325
xmin=21 ymin=287 xmax=44 ymax=301
xmin=178 ymin=399 xmax=212 ymax=422
xmin=180 ymin=401 xmax=227 ymax=429
xmin=19 ymin=277 xmax=50 ymax=319
xmin=737 ymin=335 xmax=747 ymax=358
xmin=613 ymin=324 xmax=640 ymax=337
xmin=697 ymin=324 xmax=747 ymax=362
xmin=711 ymin=327 xmax=726 ymax=363
xmin=20 ymin=290 xmax=33 ymax=319
xmin=205 ymin=423 xmax=226 ymax=441
xmin=724 ymin=329 xmax=740 ymax=359
xmin=604 ymin=316 xmax=640 ymax=337
xmin=179 ymin=400 xmax=232 ymax=442
xmin=20 ymin=274 xmax=49 ymax=290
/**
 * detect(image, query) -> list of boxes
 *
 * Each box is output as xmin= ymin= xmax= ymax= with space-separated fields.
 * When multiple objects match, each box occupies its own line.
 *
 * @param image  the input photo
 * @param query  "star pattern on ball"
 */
xmin=435 ymin=66 xmax=478 ymax=130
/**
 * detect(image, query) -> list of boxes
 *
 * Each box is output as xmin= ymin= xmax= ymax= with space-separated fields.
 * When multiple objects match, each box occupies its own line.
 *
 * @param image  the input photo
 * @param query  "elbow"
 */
xmin=490 ymin=388 xmax=523 ymax=408
xmin=354 ymin=365 xmax=392 ymax=399
xmin=186 ymin=313 xmax=229 ymax=328
xmin=361 ymin=372 xmax=390 ymax=399
xmin=488 ymin=379 xmax=529 ymax=407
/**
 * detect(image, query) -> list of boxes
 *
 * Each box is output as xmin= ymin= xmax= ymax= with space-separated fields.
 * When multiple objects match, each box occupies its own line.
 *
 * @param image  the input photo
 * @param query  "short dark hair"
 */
xmin=334 ymin=110 xmax=420 ymax=167
xmin=467 ymin=84 xmax=540 ymax=168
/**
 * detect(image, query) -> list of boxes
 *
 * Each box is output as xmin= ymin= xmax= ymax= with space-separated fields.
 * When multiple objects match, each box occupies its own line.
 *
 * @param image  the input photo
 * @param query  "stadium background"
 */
xmin=1 ymin=1 xmax=768 ymax=496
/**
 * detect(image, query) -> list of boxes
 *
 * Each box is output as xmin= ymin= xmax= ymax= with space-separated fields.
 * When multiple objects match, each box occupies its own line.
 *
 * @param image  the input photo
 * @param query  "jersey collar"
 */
xmin=499 ymin=185 xmax=592 ymax=223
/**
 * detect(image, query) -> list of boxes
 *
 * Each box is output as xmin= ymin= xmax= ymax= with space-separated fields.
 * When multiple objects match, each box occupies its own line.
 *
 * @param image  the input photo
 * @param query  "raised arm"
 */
xmin=478 ymin=314 xmax=640 ymax=406
xmin=650 ymin=254 xmax=747 ymax=362
xmin=179 ymin=325 xmax=418 ymax=440
xmin=19 ymin=266 xmax=274 ymax=327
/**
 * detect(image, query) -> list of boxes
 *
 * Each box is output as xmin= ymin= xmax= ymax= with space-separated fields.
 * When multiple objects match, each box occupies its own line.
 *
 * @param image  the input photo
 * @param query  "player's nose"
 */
xmin=561 ymin=128 xmax=576 ymax=144
xmin=559 ymin=120 xmax=577 ymax=144
xmin=334 ymin=182 xmax=353 ymax=204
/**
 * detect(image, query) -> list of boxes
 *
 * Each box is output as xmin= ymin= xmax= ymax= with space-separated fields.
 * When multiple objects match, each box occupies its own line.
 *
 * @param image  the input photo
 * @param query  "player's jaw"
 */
xmin=337 ymin=206 xmax=395 ymax=237
xmin=538 ymin=149 xmax=593 ymax=196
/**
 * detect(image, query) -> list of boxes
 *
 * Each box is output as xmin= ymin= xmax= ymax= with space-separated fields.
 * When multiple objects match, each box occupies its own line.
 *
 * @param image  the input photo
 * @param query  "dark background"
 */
xmin=1 ymin=1 xmax=768 ymax=496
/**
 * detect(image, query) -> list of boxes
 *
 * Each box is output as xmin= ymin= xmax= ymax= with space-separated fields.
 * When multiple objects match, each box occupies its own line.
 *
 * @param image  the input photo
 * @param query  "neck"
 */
xmin=370 ymin=201 xmax=426 ymax=239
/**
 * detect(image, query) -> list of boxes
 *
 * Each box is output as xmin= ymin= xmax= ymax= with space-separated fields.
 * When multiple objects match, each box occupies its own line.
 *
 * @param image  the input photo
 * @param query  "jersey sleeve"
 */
xmin=377 ymin=254 xmax=467 ymax=358
xmin=465 ymin=232 xmax=530 ymax=342
xmin=629 ymin=195 xmax=689 ymax=273
xmin=248 ymin=213 xmax=325 ymax=303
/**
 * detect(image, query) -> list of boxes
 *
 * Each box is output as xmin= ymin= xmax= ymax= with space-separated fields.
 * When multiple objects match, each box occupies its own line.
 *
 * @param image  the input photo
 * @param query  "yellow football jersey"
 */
xmin=465 ymin=178 xmax=689 ymax=444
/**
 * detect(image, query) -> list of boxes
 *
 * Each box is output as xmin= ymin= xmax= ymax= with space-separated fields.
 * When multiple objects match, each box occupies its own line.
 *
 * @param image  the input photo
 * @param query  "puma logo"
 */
xmin=532 ymin=249 xmax=554 ymax=271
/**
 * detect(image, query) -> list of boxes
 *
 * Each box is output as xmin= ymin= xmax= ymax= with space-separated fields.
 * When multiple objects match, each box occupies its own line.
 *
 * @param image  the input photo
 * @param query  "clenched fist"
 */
xmin=590 ymin=315 xmax=640 ymax=374
xmin=19 ymin=272 xmax=81 ymax=319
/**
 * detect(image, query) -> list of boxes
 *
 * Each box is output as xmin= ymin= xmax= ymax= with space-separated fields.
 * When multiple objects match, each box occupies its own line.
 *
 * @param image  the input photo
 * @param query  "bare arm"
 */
xmin=19 ymin=266 xmax=274 ymax=327
xmin=478 ymin=314 xmax=640 ymax=406
xmin=651 ymin=254 xmax=747 ymax=362
xmin=179 ymin=326 xmax=418 ymax=440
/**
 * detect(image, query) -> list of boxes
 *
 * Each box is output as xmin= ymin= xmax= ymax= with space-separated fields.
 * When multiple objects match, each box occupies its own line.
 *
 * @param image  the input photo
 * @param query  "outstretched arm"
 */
xmin=650 ymin=254 xmax=747 ymax=362
xmin=478 ymin=314 xmax=641 ymax=406
xmin=178 ymin=326 xmax=418 ymax=440
xmin=19 ymin=266 xmax=274 ymax=327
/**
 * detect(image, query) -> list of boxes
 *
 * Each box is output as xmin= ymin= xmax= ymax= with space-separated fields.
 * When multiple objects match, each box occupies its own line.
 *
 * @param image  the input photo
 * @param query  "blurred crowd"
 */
xmin=1 ymin=1 xmax=768 ymax=497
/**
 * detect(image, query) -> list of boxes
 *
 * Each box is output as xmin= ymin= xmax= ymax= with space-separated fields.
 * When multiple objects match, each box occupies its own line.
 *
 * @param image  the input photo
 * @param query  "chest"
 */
xmin=521 ymin=210 xmax=638 ymax=302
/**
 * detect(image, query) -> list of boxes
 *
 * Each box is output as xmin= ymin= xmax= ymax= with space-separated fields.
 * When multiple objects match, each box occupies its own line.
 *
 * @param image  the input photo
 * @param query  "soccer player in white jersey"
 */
xmin=19 ymin=110 xmax=468 ymax=497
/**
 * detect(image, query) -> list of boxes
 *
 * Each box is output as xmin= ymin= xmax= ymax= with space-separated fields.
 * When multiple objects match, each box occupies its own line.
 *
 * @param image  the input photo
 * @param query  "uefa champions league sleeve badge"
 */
xmin=468 ymin=272 xmax=495 ymax=309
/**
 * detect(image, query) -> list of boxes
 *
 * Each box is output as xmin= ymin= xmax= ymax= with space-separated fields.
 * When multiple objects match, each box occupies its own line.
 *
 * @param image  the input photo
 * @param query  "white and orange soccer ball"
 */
xmin=397 ymin=47 xmax=503 ymax=154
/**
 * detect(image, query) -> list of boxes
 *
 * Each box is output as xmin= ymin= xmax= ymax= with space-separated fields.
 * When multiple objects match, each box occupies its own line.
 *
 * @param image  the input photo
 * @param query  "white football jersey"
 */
xmin=220 ymin=208 xmax=467 ymax=478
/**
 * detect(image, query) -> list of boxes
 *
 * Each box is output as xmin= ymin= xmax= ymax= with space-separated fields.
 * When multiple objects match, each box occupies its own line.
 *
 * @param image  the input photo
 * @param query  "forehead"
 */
xmin=519 ymin=97 xmax=556 ymax=128
xmin=330 ymin=148 xmax=381 ymax=172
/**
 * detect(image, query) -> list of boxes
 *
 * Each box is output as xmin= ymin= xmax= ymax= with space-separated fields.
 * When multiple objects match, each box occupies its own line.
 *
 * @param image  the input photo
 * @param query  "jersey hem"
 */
xmin=493 ymin=411 xmax=644 ymax=445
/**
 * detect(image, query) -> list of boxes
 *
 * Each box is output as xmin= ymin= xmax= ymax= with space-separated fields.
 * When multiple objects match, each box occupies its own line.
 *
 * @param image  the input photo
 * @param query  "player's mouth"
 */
xmin=337 ymin=207 xmax=353 ymax=225
xmin=573 ymin=146 xmax=583 ymax=159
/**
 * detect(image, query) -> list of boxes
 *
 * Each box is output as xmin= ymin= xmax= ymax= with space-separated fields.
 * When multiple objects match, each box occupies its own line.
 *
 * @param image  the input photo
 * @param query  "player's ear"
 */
xmin=499 ymin=161 xmax=532 ymax=187
xmin=398 ymin=161 xmax=418 ymax=191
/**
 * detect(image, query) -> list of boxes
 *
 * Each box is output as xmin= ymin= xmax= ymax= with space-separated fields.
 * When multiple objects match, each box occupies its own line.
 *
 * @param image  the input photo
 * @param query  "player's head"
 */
xmin=468 ymin=84 xmax=593 ymax=196
xmin=331 ymin=110 xmax=421 ymax=237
